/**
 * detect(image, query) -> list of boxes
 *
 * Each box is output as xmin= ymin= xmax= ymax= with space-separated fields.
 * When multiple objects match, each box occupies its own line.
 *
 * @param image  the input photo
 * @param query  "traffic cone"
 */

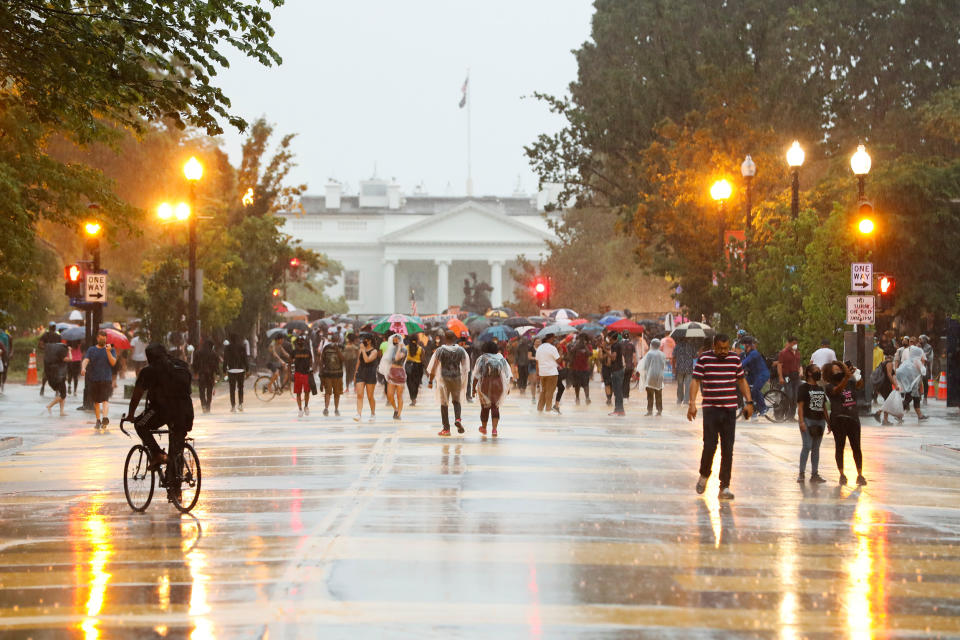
xmin=937 ymin=372 xmax=948 ymax=401
xmin=26 ymin=350 xmax=38 ymax=385
xmin=928 ymin=375 xmax=937 ymax=398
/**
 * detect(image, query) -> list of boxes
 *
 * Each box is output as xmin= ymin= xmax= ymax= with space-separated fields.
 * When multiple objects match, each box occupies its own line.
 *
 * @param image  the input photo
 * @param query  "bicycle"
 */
xmin=253 ymin=363 xmax=292 ymax=402
xmin=119 ymin=414 xmax=202 ymax=513
xmin=736 ymin=383 xmax=790 ymax=423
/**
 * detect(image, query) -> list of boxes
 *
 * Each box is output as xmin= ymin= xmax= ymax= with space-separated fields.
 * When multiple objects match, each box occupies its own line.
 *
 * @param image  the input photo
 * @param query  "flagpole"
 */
xmin=466 ymin=69 xmax=473 ymax=197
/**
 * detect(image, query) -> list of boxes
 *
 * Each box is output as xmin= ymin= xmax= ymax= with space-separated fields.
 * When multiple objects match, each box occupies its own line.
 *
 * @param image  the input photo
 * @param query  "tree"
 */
xmin=118 ymin=257 xmax=185 ymax=342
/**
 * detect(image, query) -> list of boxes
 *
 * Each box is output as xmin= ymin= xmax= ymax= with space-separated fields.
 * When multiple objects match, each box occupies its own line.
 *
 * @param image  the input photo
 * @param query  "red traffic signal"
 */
xmin=532 ymin=277 xmax=550 ymax=308
xmin=289 ymin=257 xmax=300 ymax=268
xmin=271 ymin=288 xmax=281 ymax=298
xmin=534 ymin=282 xmax=546 ymax=294
xmin=64 ymin=264 xmax=83 ymax=298
xmin=879 ymin=276 xmax=893 ymax=294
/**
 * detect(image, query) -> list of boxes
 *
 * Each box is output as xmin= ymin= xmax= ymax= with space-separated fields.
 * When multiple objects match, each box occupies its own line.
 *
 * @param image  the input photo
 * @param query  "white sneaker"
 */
xmin=718 ymin=487 xmax=735 ymax=500
xmin=368 ymin=416 xmax=376 ymax=422
xmin=298 ymin=409 xmax=304 ymax=417
xmin=238 ymin=404 xmax=244 ymax=412
xmin=353 ymin=413 xmax=361 ymax=422
xmin=304 ymin=407 xmax=310 ymax=416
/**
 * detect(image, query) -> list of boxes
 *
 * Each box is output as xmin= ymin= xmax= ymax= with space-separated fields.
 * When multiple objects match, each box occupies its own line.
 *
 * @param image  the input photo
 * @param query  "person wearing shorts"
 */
xmin=353 ymin=336 xmax=379 ymax=422
xmin=81 ymin=331 xmax=117 ymax=429
xmin=44 ymin=342 xmax=70 ymax=417
xmin=427 ymin=330 xmax=470 ymax=436
xmin=320 ymin=341 xmax=344 ymax=416
xmin=292 ymin=338 xmax=313 ymax=417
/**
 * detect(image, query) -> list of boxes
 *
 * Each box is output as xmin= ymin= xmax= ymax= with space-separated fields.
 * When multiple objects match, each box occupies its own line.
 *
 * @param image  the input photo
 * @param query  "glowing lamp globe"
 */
xmin=183 ymin=156 xmax=204 ymax=181
xmin=84 ymin=222 xmax=102 ymax=236
xmin=710 ymin=179 xmax=732 ymax=202
xmin=851 ymin=144 xmax=871 ymax=175
xmin=858 ymin=218 xmax=875 ymax=235
xmin=174 ymin=203 xmax=191 ymax=221
xmin=786 ymin=141 xmax=805 ymax=168
xmin=157 ymin=202 xmax=173 ymax=220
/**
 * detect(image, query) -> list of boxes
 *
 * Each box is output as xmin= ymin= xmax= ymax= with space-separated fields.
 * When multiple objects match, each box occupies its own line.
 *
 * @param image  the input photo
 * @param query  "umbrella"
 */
xmin=535 ymin=324 xmax=578 ymax=339
xmin=311 ymin=317 xmax=335 ymax=328
xmin=598 ymin=315 xmax=621 ymax=326
xmin=284 ymin=320 xmax=310 ymax=332
xmin=466 ymin=315 xmax=491 ymax=333
xmin=68 ymin=309 xmax=84 ymax=321
xmin=447 ymin=318 xmax=469 ymax=337
xmin=607 ymin=319 xmax=645 ymax=334
xmin=569 ymin=318 xmax=588 ymax=326
xmin=638 ymin=319 xmax=665 ymax=337
xmin=514 ymin=325 xmax=537 ymax=337
xmin=266 ymin=327 xmax=288 ymax=340
xmin=485 ymin=307 xmax=517 ymax=319
xmin=373 ymin=314 xmax=424 ymax=336
xmin=526 ymin=316 xmax=548 ymax=326
xmin=103 ymin=328 xmax=130 ymax=349
xmin=100 ymin=321 xmax=120 ymax=330
xmin=477 ymin=325 xmax=519 ymax=343
xmin=670 ymin=321 xmax=714 ymax=340
xmin=503 ymin=317 xmax=529 ymax=328
xmin=579 ymin=322 xmax=605 ymax=337
xmin=550 ymin=308 xmax=579 ymax=322
xmin=62 ymin=326 xmax=85 ymax=341
xmin=56 ymin=322 xmax=79 ymax=332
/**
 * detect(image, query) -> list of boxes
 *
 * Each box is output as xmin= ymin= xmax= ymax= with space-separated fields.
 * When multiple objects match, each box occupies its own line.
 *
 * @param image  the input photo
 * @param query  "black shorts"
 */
xmin=49 ymin=378 xmax=67 ymax=399
xmin=355 ymin=366 xmax=378 ymax=385
xmin=571 ymin=370 xmax=590 ymax=388
xmin=89 ymin=380 xmax=112 ymax=403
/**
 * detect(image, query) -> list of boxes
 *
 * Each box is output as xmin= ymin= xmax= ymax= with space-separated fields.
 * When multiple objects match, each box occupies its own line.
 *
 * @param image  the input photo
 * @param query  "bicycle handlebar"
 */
xmin=119 ymin=413 xmax=131 ymax=437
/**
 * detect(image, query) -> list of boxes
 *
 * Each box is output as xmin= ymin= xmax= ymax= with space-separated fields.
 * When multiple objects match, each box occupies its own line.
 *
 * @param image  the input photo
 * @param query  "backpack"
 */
xmin=321 ymin=345 xmax=342 ymax=376
xmin=870 ymin=361 xmax=887 ymax=386
xmin=437 ymin=347 xmax=465 ymax=379
xmin=159 ymin=357 xmax=192 ymax=403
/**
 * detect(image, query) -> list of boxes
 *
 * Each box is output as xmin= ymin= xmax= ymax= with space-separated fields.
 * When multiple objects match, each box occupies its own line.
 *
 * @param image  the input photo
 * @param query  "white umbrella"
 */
xmin=68 ymin=309 xmax=84 ymax=321
xmin=535 ymin=324 xmax=578 ymax=339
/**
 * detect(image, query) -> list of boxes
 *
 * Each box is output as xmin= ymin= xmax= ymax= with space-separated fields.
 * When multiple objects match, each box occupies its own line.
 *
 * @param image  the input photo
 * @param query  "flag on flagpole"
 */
xmin=459 ymin=74 xmax=469 ymax=108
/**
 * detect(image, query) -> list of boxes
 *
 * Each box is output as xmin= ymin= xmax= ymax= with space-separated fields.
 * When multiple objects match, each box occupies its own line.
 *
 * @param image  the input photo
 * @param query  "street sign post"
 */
xmin=850 ymin=262 xmax=873 ymax=292
xmin=846 ymin=295 xmax=875 ymax=325
xmin=84 ymin=273 xmax=107 ymax=303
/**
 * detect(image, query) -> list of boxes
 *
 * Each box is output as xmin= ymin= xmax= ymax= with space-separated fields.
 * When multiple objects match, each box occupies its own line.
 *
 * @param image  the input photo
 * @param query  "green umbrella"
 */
xmin=372 ymin=314 xmax=424 ymax=336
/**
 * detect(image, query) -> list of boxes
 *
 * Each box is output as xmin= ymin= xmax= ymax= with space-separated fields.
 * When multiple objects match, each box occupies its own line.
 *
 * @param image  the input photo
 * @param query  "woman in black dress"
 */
xmin=354 ymin=336 xmax=379 ymax=422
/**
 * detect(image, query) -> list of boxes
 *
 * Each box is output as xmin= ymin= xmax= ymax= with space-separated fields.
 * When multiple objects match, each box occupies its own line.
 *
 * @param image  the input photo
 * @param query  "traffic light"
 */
xmin=856 ymin=201 xmax=875 ymax=236
xmin=272 ymin=288 xmax=281 ymax=298
xmin=289 ymin=257 xmax=300 ymax=269
xmin=533 ymin=277 xmax=549 ymax=308
xmin=877 ymin=274 xmax=895 ymax=310
xmin=64 ymin=264 xmax=83 ymax=298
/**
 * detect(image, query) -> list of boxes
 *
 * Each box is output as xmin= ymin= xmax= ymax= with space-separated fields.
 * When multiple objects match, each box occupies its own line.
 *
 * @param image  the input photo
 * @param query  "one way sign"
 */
xmin=84 ymin=273 xmax=108 ymax=303
xmin=850 ymin=262 xmax=873 ymax=292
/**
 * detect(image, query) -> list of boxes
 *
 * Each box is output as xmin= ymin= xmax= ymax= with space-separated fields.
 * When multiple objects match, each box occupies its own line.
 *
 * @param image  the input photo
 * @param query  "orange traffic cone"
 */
xmin=26 ymin=350 xmax=38 ymax=385
xmin=928 ymin=375 xmax=937 ymax=398
xmin=937 ymin=372 xmax=948 ymax=401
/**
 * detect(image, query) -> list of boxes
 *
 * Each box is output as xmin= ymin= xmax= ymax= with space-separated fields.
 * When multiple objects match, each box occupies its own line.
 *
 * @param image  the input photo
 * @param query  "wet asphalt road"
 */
xmin=1 ymin=378 xmax=960 ymax=639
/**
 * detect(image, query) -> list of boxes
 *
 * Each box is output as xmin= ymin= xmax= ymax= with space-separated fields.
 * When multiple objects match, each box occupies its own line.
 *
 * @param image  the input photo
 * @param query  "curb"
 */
xmin=0 ymin=436 xmax=23 ymax=453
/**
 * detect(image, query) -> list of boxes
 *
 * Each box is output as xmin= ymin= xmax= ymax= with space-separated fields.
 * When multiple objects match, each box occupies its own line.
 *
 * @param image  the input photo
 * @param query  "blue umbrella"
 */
xmin=62 ymin=326 xmax=85 ymax=341
xmin=56 ymin=322 xmax=79 ymax=332
xmin=579 ymin=322 xmax=605 ymax=337
xmin=598 ymin=315 xmax=620 ymax=326
xmin=477 ymin=325 xmax=519 ymax=343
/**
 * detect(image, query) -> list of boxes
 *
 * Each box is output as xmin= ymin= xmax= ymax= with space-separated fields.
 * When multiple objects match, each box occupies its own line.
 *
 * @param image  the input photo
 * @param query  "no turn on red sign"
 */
xmin=846 ymin=295 xmax=875 ymax=325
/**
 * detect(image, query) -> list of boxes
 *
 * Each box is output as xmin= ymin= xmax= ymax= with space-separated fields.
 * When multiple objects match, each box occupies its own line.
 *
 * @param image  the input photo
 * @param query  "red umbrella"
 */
xmin=102 ymin=328 xmax=131 ymax=349
xmin=447 ymin=318 xmax=469 ymax=337
xmin=569 ymin=318 xmax=588 ymax=326
xmin=607 ymin=319 xmax=644 ymax=334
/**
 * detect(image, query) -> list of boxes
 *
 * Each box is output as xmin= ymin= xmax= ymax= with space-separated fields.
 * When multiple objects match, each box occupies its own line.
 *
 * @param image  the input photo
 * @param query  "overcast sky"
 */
xmin=213 ymin=1 xmax=594 ymax=198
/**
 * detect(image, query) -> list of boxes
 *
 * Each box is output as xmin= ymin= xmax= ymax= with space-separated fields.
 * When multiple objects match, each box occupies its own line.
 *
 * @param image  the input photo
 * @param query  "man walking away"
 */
xmin=688 ymin=334 xmax=754 ymax=500
xmin=427 ymin=330 xmax=470 ymax=436
xmin=621 ymin=331 xmax=638 ymax=401
xmin=674 ymin=339 xmax=697 ymax=405
xmin=320 ymin=340 xmax=344 ymax=416
xmin=292 ymin=338 xmax=314 ymax=417
xmin=535 ymin=334 xmax=561 ymax=413
xmin=192 ymin=339 xmax=220 ymax=414
xmin=81 ymin=330 xmax=117 ymax=429
xmin=224 ymin=334 xmax=247 ymax=413
xmin=43 ymin=340 xmax=71 ymax=416
xmin=130 ymin=333 xmax=148 ymax=376
xmin=777 ymin=337 xmax=802 ymax=420
xmin=342 ymin=333 xmax=359 ymax=393
xmin=38 ymin=322 xmax=61 ymax=396
xmin=604 ymin=332 xmax=627 ymax=416
xmin=516 ymin=336 xmax=531 ymax=395
xmin=740 ymin=337 xmax=770 ymax=418
xmin=640 ymin=338 xmax=667 ymax=415
xmin=810 ymin=339 xmax=837 ymax=372
xmin=570 ymin=334 xmax=592 ymax=404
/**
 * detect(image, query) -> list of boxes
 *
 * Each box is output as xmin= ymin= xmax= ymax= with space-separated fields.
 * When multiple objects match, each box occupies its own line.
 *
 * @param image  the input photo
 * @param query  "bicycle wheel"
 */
xmin=763 ymin=389 xmax=789 ymax=422
xmin=254 ymin=375 xmax=277 ymax=402
xmin=123 ymin=445 xmax=155 ymax=512
xmin=172 ymin=443 xmax=201 ymax=513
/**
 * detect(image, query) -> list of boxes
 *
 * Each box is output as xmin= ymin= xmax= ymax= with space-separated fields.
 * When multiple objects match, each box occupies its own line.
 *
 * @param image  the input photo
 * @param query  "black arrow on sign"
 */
xmin=853 ymin=281 xmax=870 ymax=289
xmin=88 ymin=292 xmax=104 ymax=300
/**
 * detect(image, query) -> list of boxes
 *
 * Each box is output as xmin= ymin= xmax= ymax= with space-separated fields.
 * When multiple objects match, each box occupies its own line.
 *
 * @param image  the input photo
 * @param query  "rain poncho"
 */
xmin=427 ymin=344 xmax=470 ymax=404
xmin=640 ymin=340 xmax=667 ymax=390
xmin=472 ymin=353 xmax=512 ymax=408
xmin=378 ymin=339 xmax=407 ymax=384
xmin=895 ymin=345 xmax=925 ymax=396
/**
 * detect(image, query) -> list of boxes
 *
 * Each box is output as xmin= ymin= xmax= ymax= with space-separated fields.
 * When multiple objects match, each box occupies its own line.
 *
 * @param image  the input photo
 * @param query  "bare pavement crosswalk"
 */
xmin=1 ymin=379 xmax=960 ymax=638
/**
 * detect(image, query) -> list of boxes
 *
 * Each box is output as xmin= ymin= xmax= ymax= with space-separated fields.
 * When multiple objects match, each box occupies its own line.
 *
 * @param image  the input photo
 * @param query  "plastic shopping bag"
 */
xmin=881 ymin=389 xmax=905 ymax=418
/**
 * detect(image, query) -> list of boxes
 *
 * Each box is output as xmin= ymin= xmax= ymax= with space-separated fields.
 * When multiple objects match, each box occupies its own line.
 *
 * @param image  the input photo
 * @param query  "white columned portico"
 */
xmin=489 ymin=260 xmax=503 ymax=307
xmin=435 ymin=259 xmax=450 ymax=312
xmin=383 ymin=259 xmax=397 ymax=312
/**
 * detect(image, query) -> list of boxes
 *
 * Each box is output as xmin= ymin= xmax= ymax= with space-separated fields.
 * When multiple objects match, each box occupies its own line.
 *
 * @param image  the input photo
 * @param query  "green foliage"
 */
xmin=117 ymin=257 xmax=185 ymax=342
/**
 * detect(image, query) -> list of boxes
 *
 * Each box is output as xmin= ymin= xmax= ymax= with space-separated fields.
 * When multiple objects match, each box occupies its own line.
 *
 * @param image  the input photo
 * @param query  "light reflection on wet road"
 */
xmin=1 ymin=384 xmax=960 ymax=638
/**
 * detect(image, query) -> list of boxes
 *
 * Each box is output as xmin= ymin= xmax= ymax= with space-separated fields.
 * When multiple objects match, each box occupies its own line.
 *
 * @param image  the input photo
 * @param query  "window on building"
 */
xmin=337 ymin=220 xmax=367 ymax=231
xmin=344 ymin=270 xmax=360 ymax=301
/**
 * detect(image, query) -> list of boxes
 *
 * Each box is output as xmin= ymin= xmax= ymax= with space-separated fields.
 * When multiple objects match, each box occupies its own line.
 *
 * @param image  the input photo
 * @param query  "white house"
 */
xmin=281 ymin=178 xmax=560 ymax=315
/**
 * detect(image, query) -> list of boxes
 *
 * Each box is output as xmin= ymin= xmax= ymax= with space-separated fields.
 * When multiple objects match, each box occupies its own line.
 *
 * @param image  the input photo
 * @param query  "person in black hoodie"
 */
xmin=224 ymin=334 xmax=248 ymax=412
xmin=192 ymin=338 xmax=221 ymax=414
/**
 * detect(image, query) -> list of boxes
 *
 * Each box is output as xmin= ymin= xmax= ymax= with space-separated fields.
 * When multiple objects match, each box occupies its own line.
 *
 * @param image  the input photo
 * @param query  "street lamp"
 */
xmin=786 ymin=140 xmax=804 ymax=219
xmin=710 ymin=179 xmax=732 ymax=257
xmin=740 ymin=155 xmax=757 ymax=271
xmin=183 ymin=156 xmax=203 ymax=348
xmin=82 ymin=214 xmax=104 ymax=349
xmin=851 ymin=143 xmax=871 ymax=201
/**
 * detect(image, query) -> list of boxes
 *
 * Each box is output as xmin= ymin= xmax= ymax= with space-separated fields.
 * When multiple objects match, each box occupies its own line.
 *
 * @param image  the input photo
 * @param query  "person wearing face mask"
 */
xmin=797 ymin=364 xmax=828 ymax=483
xmin=776 ymin=336 xmax=802 ymax=421
xmin=824 ymin=360 xmax=867 ymax=486
xmin=81 ymin=330 xmax=117 ymax=429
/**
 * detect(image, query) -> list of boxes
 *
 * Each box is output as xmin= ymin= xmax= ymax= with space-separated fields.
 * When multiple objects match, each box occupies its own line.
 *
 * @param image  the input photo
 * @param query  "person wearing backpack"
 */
xmin=319 ymin=340 xmax=344 ymax=416
xmin=427 ymin=330 xmax=470 ymax=436
xmin=472 ymin=340 xmax=512 ymax=437
xmin=127 ymin=343 xmax=194 ymax=503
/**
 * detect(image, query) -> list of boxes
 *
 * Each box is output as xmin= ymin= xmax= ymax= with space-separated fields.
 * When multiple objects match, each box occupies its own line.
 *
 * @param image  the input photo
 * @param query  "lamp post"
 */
xmin=740 ymin=155 xmax=756 ymax=271
xmin=82 ymin=216 xmax=103 ymax=347
xmin=786 ymin=140 xmax=804 ymax=220
xmin=183 ymin=156 xmax=203 ymax=348
xmin=710 ymin=179 xmax=732 ymax=257
xmin=850 ymin=143 xmax=872 ymax=413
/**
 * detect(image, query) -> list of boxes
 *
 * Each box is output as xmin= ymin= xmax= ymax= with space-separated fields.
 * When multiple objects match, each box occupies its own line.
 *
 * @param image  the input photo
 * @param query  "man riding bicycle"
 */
xmin=127 ymin=343 xmax=194 ymax=503
xmin=268 ymin=334 xmax=292 ymax=391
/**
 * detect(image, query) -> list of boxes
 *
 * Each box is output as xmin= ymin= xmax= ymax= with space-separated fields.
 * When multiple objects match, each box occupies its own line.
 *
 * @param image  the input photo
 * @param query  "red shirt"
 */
xmin=778 ymin=346 xmax=801 ymax=377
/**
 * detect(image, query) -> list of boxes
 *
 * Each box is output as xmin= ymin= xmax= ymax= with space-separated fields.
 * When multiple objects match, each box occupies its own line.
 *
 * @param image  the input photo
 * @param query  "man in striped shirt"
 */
xmin=687 ymin=334 xmax=754 ymax=500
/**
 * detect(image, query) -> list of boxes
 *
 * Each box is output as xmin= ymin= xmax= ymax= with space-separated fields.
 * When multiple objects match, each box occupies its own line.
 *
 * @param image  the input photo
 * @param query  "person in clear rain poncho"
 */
xmin=640 ymin=338 xmax=667 ymax=416
xmin=472 ymin=340 xmax=513 ymax=437
xmin=378 ymin=333 xmax=408 ymax=421
xmin=896 ymin=344 xmax=928 ymax=422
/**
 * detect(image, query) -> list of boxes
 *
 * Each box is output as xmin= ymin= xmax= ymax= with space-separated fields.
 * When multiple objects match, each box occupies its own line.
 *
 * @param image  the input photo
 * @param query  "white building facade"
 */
xmin=281 ymin=179 xmax=559 ymax=315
